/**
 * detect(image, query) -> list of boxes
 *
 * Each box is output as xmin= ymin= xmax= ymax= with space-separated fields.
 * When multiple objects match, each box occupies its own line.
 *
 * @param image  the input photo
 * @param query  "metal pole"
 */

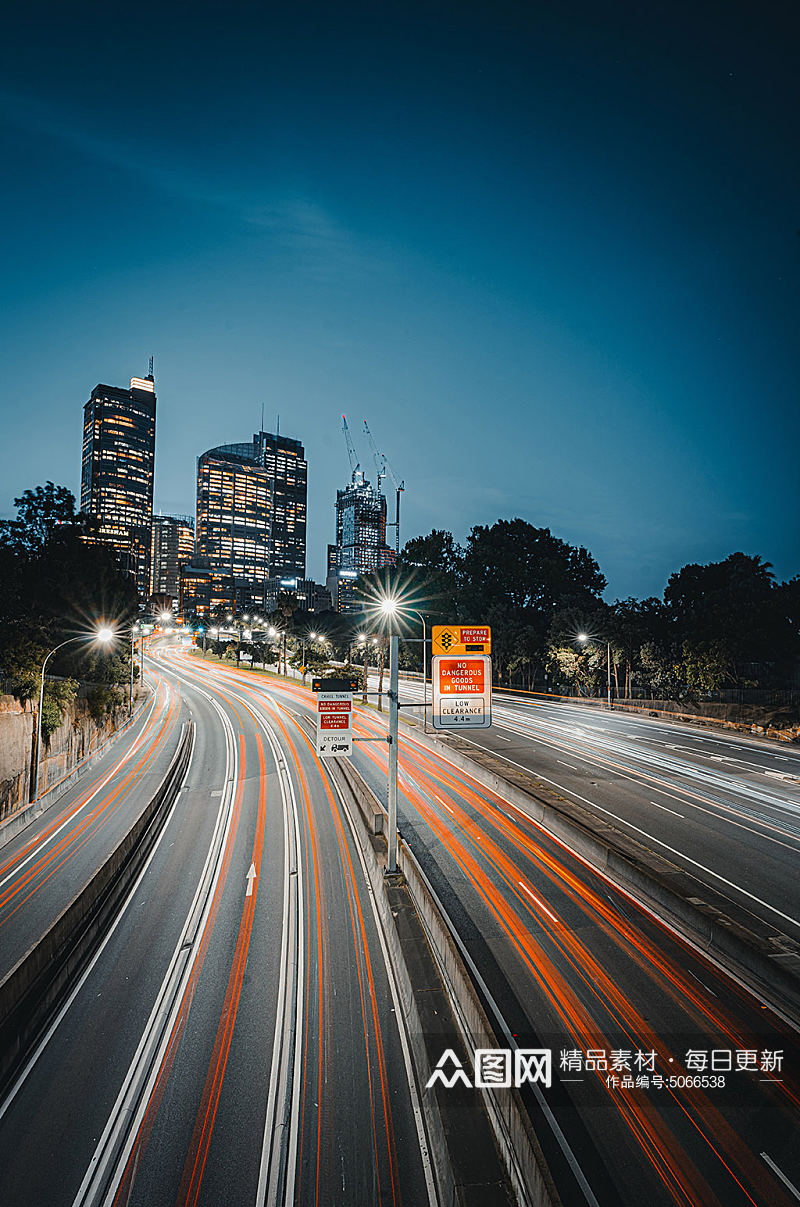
xmin=32 ymin=652 xmax=50 ymax=802
xmin=387 ymin=633 xmax=399 ymax=873
xmin=607 ymin=641 xmax=612 ymax=709
xmin=31 ymin=637 xmax=80 ymax=802
xmin=421 ymin=613 xmax=428 ymax=733
xmin=129 ymin=630 xmax=135 ymax=715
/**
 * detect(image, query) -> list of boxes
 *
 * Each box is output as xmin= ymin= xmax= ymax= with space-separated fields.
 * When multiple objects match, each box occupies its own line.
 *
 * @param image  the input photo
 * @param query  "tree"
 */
xmin=0 ymin=482 xmax=87 ymax=554
xmin=664 ymin=552 xmax=796 ymax=685
xmin=459 ymin=519 xmax=606 ymax=683
xmin=0 ymin=484 xmax=137 ymax=703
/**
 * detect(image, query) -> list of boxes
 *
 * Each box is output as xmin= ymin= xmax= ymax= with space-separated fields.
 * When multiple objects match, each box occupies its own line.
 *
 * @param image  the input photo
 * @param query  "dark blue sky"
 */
xmin=1 ymin=0 xmax=797 ymax=597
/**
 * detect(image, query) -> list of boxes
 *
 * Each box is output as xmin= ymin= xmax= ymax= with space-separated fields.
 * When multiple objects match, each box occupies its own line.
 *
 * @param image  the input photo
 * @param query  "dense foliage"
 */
xmin=0 ymin=482 xmax=137 ymax=710
xmin=358 ymin=520 xmax=799 ymax=699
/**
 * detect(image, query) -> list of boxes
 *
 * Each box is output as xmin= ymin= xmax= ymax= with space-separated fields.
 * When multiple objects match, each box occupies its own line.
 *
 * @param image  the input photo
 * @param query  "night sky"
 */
xmin=1 ymin=0 xmax=797 ymax=598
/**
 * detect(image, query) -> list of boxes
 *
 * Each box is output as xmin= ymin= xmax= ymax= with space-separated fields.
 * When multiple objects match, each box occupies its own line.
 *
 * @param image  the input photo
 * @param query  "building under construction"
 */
xmin=327 ymin=417 xmax=398 ymax=612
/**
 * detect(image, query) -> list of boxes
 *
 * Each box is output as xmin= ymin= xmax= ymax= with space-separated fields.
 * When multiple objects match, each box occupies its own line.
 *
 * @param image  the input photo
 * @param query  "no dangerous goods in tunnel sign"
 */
xmin=432 ymin=655 xmax=492 ymax=730
xmin=431 ymin=625 xmax=491 ymax=657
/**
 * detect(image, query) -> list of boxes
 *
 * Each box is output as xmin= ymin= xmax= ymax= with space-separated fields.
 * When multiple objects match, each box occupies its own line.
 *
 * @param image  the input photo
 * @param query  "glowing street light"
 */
xmin=577 ymin=632 xmax=612 ymax=708
xmin=32 ymin=626 xmax=114 ymax=802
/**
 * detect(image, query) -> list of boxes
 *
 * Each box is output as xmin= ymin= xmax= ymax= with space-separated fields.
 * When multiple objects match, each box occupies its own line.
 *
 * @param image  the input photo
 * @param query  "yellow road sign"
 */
xmin=431 ymin=625 xmax=491 ymax=656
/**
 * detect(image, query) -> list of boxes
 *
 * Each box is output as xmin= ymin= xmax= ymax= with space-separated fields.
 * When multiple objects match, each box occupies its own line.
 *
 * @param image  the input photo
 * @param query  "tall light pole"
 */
xmin=578 ymin=633 xmax=612 ymax=709
xmin=380 ymin=599 xmax=400 ymax=874
xmin=32 ymin=626 xmax=114 ymax=802
xmin=129 ymin=623 xmax=140 ymax=715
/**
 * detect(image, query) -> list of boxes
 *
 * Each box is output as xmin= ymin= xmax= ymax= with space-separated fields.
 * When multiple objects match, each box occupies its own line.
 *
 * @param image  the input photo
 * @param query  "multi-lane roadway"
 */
xmin=1 ymin=651 xmax=798 ymax=1207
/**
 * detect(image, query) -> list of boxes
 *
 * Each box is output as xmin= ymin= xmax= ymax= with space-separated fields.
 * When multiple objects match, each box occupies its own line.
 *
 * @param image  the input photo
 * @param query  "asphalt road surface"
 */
xmin=0 ymin=653 xmax=433 ymax=1207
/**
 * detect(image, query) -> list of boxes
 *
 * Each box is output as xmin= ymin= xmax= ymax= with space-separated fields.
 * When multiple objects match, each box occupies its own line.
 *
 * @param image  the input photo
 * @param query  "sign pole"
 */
xmin=387 ymin=633 xmax=399 ymax=873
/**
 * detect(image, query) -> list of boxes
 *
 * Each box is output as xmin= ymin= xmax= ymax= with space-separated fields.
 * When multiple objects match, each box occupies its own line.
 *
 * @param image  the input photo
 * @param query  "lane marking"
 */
xmin=650 ymin=801 xmax=685 ymax=818
xmin=245 ymin=862 xmax=257 ymax=897
xmin=557 ymin=761 xmax=578 ymax=770
xmin=760 ymin=1153 xmax=800 ymax=1202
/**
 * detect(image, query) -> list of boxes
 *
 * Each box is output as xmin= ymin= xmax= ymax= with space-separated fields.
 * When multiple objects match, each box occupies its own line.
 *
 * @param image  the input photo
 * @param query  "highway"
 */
xmin=0 ymin=653 xmax=433 ymax=1207
xmin=379 ymin=676 xmax=800 ymax=952
xmin=260 ymin=662 xmax=800 ymax=1206
xmin=1 ymin=650 xmax=797 ymax=1207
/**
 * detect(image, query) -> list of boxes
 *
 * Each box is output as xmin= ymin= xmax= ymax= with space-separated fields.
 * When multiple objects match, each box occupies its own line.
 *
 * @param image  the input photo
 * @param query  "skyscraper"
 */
xmin=195 ymin=430 xmax=307 ymax=610
xmin=327 ymin=470 xmax=395 ymax=612
xmin=150 ymin=514 xmax=195 ymax=601
xmin=80 ymin=370 xmax=156 ymax=597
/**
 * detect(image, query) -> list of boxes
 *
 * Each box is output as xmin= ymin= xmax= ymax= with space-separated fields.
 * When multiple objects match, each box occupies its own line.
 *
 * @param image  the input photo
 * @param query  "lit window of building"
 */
xmin=80 ymin=369 xmax=156 ymax=597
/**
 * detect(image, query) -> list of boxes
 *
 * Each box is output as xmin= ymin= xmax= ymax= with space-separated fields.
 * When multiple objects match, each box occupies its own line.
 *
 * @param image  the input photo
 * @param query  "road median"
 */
xmin=325 ymin=746 xmax=560 ymax=1207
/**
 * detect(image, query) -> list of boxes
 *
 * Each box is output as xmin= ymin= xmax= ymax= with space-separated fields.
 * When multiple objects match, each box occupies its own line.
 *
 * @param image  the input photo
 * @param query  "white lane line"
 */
xmin=688 ymin=970 xmax=716 ymax=997
xmin=493 ymin=733 xmax=512 ymax=742
xmin=761 ymin=1153 xmax=800 ymax=1202
xmin=448 ymin=738 xmax=800 ymax=933
xmin=519 ymin=880 xmax=559 ymax=925
xmin=650 ymin=801 xmax=684 ymax=818
xmin=557 ymin=761 xmax=578 ymax=770
xmin=0 ymin=691 xmax=162 ymax=893
xmin=331 ymin=775 xmax=439 ymax=1207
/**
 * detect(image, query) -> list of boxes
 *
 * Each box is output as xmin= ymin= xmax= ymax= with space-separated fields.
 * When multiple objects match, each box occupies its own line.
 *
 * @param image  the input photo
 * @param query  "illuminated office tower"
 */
xmin=195 ymin=430 xmax=307 ymax=610
xmin=150 ymin=514 xmax=195 ymax=600
xmin=80 ymin=369 xmax=156 ymax=597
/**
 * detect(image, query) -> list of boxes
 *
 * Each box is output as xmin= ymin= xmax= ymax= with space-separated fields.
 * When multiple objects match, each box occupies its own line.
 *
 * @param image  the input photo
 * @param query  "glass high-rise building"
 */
xmin=150 ymin=514 xmax=195 ymax=601
xmin=195 ymin=430 xmax=307 ymax=610
xmin=80 ymin=372 xmax=156 ymax=597
xmin=327 ymin=471 xmax=395 ymax=612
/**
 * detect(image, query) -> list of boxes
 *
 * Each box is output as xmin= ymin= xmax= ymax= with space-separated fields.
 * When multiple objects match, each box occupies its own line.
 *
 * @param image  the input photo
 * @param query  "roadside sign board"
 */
xmin=312 ymin=676 xmax=360 ymax=693
xmin=316 ymin=691 xmax=354 ymax=756
xmin=431 ymin=625 xmax=492 ymax=657
xmin=432 ymin=655 xmax=492 ymax=730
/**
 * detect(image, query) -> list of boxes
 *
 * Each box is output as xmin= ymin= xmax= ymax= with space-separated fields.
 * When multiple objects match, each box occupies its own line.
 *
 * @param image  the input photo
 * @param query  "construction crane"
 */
xmin=341 ymin=415 xmax=360 ymax=480
xmin=362 ymin=419 xmax=385 ymax=493
xmin=363 ymin=419 xmax=405 ymax=554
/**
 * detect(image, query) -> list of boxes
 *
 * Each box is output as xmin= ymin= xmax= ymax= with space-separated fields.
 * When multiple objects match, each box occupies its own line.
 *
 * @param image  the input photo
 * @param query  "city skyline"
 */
xmin=1 ymin=1 xmax=798 ymax=599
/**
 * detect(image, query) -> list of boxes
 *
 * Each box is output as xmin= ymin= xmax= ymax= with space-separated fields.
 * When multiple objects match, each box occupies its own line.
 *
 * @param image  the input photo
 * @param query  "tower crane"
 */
xmin=341 ymin=415 xmax=360 ymax=481
xmin=363 ymin=419 xmax=405 ymax=554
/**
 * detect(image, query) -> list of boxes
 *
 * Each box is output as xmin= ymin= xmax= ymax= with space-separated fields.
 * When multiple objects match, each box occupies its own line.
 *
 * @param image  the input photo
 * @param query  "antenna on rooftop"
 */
xmin=148 ymin=355 xmax=154 ymax=380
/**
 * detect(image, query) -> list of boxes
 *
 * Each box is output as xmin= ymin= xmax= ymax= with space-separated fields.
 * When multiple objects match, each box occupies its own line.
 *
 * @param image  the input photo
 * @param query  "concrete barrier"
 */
xmin=401 ymin=721 xmax=800 ymax=1026
xmin=329 ymin=752 xmax=558 ymax=1207
xmin=0 ymin=693 xmax=153 ymax=853
xmin=0 ymin=721 xmax=194 ymax=1092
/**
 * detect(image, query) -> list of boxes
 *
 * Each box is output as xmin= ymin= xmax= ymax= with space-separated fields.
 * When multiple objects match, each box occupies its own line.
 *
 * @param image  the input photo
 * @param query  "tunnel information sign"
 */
xmin=432 ymin=655 xmax=492 ymax=730
xmin=316 ymin=691 xmax=353 ymax=756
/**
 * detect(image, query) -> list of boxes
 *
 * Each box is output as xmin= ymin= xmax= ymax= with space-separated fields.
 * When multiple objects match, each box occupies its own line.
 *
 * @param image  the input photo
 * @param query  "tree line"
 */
xmin=364 ymin=519 xmax=800 ymax=699
xmin=0 ymin=483 xmax=137 ymax=728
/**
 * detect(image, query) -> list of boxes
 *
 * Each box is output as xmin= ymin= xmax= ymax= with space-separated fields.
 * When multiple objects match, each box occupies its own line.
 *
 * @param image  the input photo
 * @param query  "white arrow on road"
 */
xmin=246 ymin=862 xmax=257 ymax=897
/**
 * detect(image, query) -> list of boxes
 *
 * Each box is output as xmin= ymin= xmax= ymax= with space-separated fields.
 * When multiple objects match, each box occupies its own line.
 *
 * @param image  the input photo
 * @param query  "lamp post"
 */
xmin=379 ymin=599 xmax=400 ymax=873
xmin=577 ymin=633 xmax=612 ymax=708
xmin=129 ymin=623 xmax=140 ymax=715
xmin=31 ymin=627 xmax=114 ymax=802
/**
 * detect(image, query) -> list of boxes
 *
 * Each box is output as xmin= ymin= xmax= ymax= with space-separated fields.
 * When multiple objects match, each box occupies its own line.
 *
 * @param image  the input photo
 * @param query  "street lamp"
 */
xmin=577 ymin=633 xmax=612 ymax=708
xmin=32 ymin=626 xmax=114 ymax=802
xmin=130 ymin=623 xmax=140 ymax=715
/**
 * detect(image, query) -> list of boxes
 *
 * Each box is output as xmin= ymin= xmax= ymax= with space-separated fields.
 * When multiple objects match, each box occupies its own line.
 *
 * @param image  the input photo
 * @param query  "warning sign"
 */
xmin=431 ymin=625 xmax=491 ymax=656
xmin=432 ymin=655 xmax=492 ymax=730
xmin=316 ymin=691 xmax=353 ymax=756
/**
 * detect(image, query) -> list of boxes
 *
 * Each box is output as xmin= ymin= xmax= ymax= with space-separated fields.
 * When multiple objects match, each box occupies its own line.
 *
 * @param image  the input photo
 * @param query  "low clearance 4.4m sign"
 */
xmin=432 ymin=654 xmax=492 ymax=730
